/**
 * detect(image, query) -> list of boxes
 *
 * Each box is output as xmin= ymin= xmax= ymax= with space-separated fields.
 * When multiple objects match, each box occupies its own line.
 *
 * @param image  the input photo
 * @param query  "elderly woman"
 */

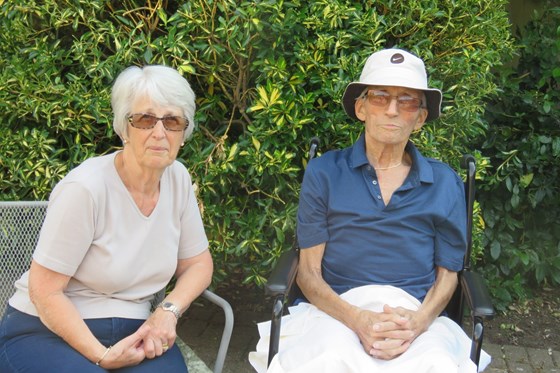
xmin=0 ymin=65 xmax=212 ymax=372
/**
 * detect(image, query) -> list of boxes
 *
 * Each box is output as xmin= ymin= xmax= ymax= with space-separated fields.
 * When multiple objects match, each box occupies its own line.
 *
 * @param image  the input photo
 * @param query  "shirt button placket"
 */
xmin=372 ymin=179 xmax=382 ymax=200
xmin=365 ymin=166 xmax=382 ymax=203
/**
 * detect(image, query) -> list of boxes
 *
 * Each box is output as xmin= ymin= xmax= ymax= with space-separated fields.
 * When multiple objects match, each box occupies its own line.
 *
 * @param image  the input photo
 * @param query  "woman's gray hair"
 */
xmin=111 ymin=65 xmax=196 ymax=141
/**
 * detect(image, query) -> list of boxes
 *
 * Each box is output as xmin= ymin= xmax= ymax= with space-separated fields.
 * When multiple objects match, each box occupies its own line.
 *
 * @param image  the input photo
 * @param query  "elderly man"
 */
xmin=250 ymin=48 xmax=490 ymax=373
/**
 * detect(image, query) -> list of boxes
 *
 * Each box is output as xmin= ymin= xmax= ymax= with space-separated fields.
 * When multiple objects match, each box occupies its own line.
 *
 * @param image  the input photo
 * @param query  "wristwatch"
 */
xmin=157 ymin=301 xmax=181 ymax=319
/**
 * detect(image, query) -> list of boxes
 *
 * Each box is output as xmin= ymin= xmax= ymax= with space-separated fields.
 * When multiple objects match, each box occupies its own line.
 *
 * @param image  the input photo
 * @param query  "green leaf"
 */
xmin=143 ymin=48 xmax=153 ymax=64
xmin=490 ymin=241 xmax=501 ymax=259
xmin=519 ymin=173 xmax=533 ymax=188
xmin=252 ymin=136 xmax=261 ymax=152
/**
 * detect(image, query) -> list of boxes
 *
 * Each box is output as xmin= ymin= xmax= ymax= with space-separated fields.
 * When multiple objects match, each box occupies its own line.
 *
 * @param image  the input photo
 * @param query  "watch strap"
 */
xmin=157 ymin=301 xmax=181 ymax=319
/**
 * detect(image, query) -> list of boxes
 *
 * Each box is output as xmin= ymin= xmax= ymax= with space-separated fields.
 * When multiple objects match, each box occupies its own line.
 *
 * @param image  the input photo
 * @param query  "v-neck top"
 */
xmin=10 ymin=152 xmax=208 ymax=319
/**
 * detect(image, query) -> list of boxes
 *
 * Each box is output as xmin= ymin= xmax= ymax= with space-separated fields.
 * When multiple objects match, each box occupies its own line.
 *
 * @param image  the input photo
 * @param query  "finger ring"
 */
xmin=162 ymin=343 xmax=169 ymax=352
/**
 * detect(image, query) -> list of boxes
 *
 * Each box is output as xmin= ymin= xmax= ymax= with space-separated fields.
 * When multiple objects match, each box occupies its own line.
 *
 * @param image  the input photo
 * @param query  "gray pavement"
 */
xmin=178 ymin=294 xmax=560 ymax=373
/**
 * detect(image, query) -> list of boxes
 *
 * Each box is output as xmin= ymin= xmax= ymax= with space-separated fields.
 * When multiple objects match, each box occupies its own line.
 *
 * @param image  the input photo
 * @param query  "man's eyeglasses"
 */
xmin=358 ymin=90 xmax=424 ymax=112
xmin=128 ymin=113 xmax=189 ymax=132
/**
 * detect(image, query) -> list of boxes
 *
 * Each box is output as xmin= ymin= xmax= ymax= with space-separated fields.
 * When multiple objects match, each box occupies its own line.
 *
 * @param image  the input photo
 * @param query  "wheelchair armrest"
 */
xmin=460 ymin=270 xmax=495 ymax=319
xmin=265 ymin=249 xmax=299 ymax=297
xmin=265 ymin=249 xmax=299 ymax=366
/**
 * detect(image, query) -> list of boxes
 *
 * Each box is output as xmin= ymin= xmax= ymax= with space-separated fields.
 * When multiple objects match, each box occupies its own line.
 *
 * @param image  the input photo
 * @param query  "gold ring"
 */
xmin=162 ymin=343 xmax=169 ymax=352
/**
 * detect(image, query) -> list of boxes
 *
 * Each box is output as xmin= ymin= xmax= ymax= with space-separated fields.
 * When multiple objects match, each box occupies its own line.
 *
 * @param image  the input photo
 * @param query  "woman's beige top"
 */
xmin=10 ymin=151 xmax=208 ymax=319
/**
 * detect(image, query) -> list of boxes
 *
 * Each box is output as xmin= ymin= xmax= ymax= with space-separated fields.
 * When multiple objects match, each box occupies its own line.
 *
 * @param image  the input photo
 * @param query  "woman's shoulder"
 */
xmin=51 ymin=153 xmax=117 ymax=197
xmin=68 ymin=153 xmax=114 ymax=173
xmin=63 ymin=153 xmax=116 ymax=182
xmin=165 ymin=160 xmax=192 ymax=182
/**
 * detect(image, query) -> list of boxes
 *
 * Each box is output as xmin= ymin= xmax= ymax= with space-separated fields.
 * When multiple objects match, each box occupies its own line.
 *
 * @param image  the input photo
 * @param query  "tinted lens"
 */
xmin=396 ymin=96 xmax=422 ymax=111
xmin=368 ymin=93 xmax=390 ymax=106
xmin=366 ymin=92 xmax=421 ymax=112
xmin=162 ymin=116 xmax=187 ymax=131
xmin=130 ymin=114 xmax=157 ymax=129
xmin=129 ymin=114 xmax=187 ymax=131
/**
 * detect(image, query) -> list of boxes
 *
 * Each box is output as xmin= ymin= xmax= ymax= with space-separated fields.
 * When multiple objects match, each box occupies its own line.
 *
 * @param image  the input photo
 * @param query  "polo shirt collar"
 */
xmin=407 ymin=142 xmax=434 ymax=185
xmin=350 ymin=133 xmax=370 ymax=169
xmin=350 ymin=132 xmax=434 ymax=184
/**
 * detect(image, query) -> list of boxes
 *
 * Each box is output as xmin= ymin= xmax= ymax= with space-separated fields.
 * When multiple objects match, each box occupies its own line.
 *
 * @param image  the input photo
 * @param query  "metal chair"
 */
xmin=0 ymin=200 xmax=233 ymax=373
xmin=264 ymin=141 xmax=495 ymax=369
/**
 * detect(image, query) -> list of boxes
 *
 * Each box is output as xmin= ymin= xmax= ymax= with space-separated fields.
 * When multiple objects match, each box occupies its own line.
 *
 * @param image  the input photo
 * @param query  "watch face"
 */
xmin=158 ymin=301 xmax=180 ymax=318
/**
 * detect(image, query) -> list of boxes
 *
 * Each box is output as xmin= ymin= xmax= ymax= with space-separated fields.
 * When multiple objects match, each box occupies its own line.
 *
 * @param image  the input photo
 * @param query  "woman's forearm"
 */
xmin=29 ymin=261 xmax=107 ymax=363
xmin=165 ymin=250 xmax=213 ymax=315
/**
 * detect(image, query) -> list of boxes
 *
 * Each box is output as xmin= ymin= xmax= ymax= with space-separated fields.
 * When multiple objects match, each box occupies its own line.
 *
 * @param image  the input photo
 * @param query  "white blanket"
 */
xmin=249 ymin=285 xmax=491 ymax=373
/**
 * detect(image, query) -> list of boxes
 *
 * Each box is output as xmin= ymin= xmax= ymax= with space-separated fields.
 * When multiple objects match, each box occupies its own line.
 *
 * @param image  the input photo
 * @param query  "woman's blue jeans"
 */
xmin=0 ymin=306 xmax=188 ymax=372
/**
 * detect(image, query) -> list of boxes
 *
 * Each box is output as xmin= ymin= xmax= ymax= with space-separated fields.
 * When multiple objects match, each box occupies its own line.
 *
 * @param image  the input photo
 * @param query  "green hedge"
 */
xmin=477 ymin=2 xmax=560 ymax=309
xmin=1 ymin=1 xmax=513 ymax=290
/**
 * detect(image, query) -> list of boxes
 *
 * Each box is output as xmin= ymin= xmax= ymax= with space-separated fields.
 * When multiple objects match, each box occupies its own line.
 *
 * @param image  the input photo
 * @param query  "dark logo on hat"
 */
xmin=390 ymin=53 xmax=404 ymax=64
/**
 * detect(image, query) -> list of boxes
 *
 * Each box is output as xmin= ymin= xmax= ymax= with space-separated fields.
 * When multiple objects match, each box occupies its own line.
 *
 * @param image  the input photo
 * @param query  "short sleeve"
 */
xmin=434 ymin=175 xmax=467 ymax=272
xmin=178 ymin=171 xmax=209 ymax=259
xmin=33 ymin=182 xmax=96 ymax=276
xmin=297 ymin=160 xmax=330 ymax=249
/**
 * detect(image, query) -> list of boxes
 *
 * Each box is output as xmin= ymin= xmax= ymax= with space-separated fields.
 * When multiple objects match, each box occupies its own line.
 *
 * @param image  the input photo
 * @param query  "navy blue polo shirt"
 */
xmin=297 ymin=133 xmax=466 ymax=301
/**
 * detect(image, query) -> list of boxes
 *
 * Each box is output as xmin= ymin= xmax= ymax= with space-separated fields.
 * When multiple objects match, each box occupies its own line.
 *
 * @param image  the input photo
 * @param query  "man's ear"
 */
xmin=355 ymin=98 xmax=366 ymax=122
xmin=414 ymin=108 xmax=428 ymax=131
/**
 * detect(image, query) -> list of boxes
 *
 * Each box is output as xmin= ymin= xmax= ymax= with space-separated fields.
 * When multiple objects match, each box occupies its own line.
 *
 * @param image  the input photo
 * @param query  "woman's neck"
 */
xmin=116 ymin=151 xmax=161 ymax=196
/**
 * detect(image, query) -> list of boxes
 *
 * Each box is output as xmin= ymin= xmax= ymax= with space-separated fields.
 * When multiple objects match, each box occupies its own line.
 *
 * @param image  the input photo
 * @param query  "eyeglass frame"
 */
xmin=356 ymin=88 xmax=426 ymax=112
xmin=127 ymin=113 xmax=189 ymax=132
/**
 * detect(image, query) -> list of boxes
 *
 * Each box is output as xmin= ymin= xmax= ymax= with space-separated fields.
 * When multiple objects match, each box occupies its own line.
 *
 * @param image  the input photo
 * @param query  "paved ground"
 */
xmin=178 ymin=293 xmax=560 ymax=373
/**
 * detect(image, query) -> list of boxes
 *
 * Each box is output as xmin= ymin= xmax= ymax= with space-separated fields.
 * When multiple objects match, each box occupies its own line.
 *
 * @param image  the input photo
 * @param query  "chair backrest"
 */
xmin=0 ymin=201 xmax=48 ymax=316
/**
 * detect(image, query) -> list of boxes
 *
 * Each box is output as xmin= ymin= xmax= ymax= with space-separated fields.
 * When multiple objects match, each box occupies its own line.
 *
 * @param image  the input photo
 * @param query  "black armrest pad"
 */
xmin=265 ymin=249 xmax=299 ymax=297
xmin=461 ymin=271 xmax=495 ymax=319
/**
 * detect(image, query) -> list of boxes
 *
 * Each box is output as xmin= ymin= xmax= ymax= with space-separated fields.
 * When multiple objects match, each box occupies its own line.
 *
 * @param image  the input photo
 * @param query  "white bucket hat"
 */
xmin=342 ymin=48 xmax=442 ymax=122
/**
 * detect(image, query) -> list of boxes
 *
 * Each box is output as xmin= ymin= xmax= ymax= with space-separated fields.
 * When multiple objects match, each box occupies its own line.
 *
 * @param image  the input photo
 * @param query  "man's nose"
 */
xmin=385 ymin=97 xmax=400 ymax=115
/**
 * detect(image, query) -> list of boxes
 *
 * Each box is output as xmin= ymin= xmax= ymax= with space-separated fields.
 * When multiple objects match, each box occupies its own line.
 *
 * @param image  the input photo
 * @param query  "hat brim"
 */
xmin=342 ymin=82 xmax=442 ymax=122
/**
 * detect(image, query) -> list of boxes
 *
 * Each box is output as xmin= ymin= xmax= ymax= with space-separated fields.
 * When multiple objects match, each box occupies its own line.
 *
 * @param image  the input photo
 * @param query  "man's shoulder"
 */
xmin=425 ymin=157 xmax=460 ymax=176
xmin=420 ymin=156 xmax=463 ymax=188
xmin=308 ymin=146 xmax=352 ymax=170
